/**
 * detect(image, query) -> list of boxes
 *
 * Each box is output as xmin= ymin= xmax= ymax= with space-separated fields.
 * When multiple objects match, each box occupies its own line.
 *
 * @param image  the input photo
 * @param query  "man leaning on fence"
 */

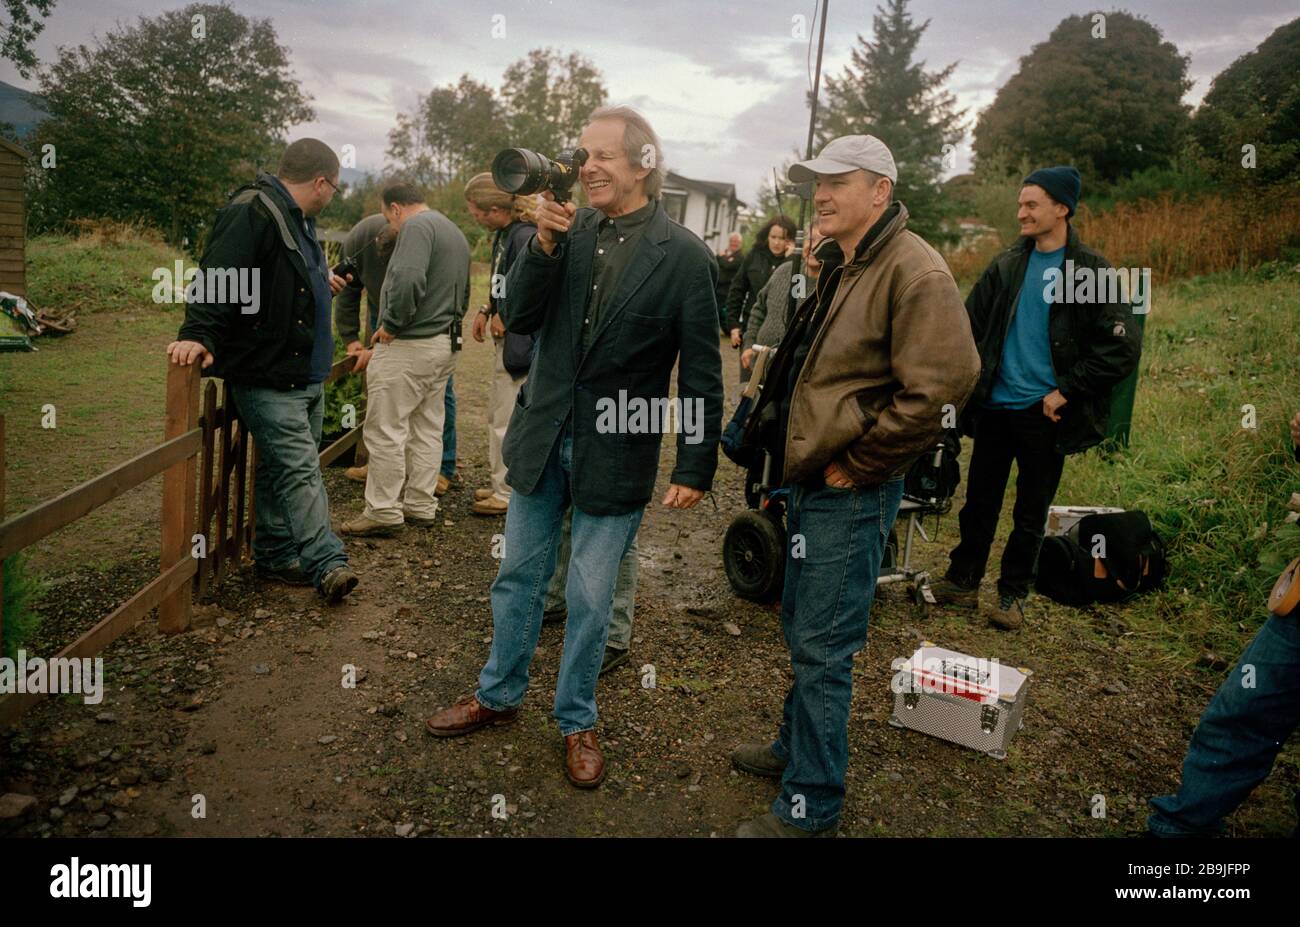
xmin=166 ymin=138 xmax=359 ymax=604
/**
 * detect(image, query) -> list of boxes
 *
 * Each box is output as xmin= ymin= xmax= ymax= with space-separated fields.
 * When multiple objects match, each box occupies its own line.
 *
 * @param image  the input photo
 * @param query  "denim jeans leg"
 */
xmin=475 ymin=436 xmax=568 ymax=712
xmin=245 ymin=415 xmax=296 ymax=570
xmin=543 ymin=508 xmax=574 ymax=612
xmin=772 ymin=478 xmax=903 ymax=832
xmin=553 ymin=502 xmax=644 ymax=735
xmin=607 ymin=533 xmax=639 ymax=650
xmin=231 ymin=383 xmax=347 ymax=588
xmin=1148 ymin=612 xmax=1300 ymax=836
xmin=441 ymin=375 xmax=457 ymax=479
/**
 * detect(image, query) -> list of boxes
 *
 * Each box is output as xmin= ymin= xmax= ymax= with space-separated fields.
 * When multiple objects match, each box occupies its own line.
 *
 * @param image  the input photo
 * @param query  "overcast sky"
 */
xmin=1 ymin=0 xmax=1293 ymax=203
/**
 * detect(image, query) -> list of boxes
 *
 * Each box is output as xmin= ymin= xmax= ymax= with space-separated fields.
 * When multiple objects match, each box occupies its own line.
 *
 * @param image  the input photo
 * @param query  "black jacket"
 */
xmin=491 ymin=220 xmax=539 ymax=374
xmin=177 ymin=172 xmax=325 ymax=390
xmin=963 ymin=224 xmax=1141 ymax=455
xmin=724 ymin=244 xmax=784 ymax=333
xmin=714 ymin=248 xmax=743 ymax=307
xmin=500 ymin=202 xmax=724 ymax=516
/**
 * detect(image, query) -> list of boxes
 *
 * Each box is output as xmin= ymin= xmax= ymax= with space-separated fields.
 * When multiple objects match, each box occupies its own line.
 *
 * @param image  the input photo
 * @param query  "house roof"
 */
xmin=0 ymin=136 xmax=31 ymax=159
xmin=664 ymin=171 xmax=745 ymax=206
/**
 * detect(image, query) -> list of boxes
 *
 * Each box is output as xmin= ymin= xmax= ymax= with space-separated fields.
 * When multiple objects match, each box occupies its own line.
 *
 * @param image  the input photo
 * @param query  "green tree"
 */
xmin=1191 ymin=16 xmax=1300 ymax=189
xmin=1 ymin=0 xmax=55 ymax=79
xmin=816 ymin=0 xmax=966 ymax=243
xmin=499 ymin=48 xmax=608 ymax=154
xmin=31 ymin=3 xmax=312 ymax=247
xmin=386 ymin=75 xmax=505 ymax=186
xmin=973 ymin=10 xmax=1192 ymax=185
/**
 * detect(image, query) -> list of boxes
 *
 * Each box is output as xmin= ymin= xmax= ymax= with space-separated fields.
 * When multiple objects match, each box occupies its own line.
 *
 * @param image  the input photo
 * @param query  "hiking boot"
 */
xmin=320 ymin=566 xmax=358 ymax=604
xmin=339 ymin=514 xmax=401 ymax=537
xmin=472 ymin=496 xmax=509 ymax=517
xmin=599 ymin=646 xmax=629 ymax=676
xmin=403 ymin=510 xmax=439 ymax=528
xmin=990 ymin=594 xmax=1025 ymax=631
xmin=735 ymin=812 xmax=837 ymax=838
xmin=435 ymin=474 xmax=450 ymax=497
xmin=254 ymin=561 xmax=313 ymax=587
xmin=929 ymin=576 xmax=980 ymax=611
xmin=731 ymin=742 xmax=787 ymax=779
xmin=344 ymin=464 xmax=368 ymax=483
xmin=474 ymin=488 xmax=494 ymax=501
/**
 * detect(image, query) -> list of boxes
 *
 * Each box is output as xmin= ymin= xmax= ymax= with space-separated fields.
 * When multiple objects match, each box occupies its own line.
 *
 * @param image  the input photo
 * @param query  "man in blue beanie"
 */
xmin=929 ymin=165 xmax=1141 ymax=630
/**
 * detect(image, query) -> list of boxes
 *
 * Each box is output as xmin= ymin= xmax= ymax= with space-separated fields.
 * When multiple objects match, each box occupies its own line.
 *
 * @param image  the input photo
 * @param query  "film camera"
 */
xmin=491 ymin=147 xmax=589 ymax=242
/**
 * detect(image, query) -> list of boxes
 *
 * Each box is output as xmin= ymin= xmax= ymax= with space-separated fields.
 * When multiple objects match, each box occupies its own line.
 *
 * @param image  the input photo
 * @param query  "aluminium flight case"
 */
xmin=888 ymin=643 xmax=1032 ymax=760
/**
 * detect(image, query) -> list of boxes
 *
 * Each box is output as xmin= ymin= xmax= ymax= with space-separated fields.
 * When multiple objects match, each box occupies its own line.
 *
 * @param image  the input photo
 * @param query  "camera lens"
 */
xmin=492 ymin=148 xmax=550 ymax=196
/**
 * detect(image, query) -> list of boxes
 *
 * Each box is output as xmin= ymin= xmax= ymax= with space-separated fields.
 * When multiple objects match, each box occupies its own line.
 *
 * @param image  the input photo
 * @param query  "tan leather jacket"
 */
xmin=783 ymin=203 xmax=980 ymax=487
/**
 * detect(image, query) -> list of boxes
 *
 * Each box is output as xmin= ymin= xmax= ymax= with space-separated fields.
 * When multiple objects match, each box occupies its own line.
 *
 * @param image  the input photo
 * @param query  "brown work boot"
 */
xmin=320 ymin=566 xmax=358 ymax=604
xmin=344 ymin=464 xmax=368 ymax=483
xmin=989 ymin=594 xmax=1025 ymax=631
xmin=929 ymin=576 xmax=980 ymax=611
xmin=472 ymin=496 xmax=509 ymax=517
xmin=474 ymin=488 xmax=494 ymax=501
xmin=424 ymin=695 xmax=519 ymax=738
xmin=340 ymin=514 xmax=400 ymax=537
xmin=435 ymin=474 xmax=450 ymax=497
xmin=563 ymin=730 xmax=606 ymax=788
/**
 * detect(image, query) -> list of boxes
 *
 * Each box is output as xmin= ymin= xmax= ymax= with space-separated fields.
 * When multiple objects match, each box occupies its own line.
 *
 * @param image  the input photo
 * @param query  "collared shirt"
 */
xmin=581 ymin=198 xmax=657 ymax=354
xmin=265 ymin=174 xmax=333 ymax=383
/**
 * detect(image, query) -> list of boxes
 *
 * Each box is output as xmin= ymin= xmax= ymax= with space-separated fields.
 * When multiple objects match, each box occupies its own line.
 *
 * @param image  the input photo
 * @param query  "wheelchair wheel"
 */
xmin=723 ymin=509 xmax=785 ymax=602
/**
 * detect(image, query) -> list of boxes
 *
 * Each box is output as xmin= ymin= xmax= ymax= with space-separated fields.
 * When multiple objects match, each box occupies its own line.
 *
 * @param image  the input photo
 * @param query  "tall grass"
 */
xmin=1075 ymin=192 xmax=1300 ymax=282
xmin=27 ymin=220 xmax=185 ymax=315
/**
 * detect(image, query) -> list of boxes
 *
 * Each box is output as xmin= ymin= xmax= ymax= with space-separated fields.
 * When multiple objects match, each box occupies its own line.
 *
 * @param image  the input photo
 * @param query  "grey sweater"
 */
xmin=378 ymin=208 xmax=471 ymax=339
xmin=743 ymin=260 xmax=795 ymax=352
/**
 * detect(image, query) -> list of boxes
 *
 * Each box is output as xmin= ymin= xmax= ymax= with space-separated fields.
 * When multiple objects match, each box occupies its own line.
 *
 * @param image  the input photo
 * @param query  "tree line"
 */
xmin=5 ymin=1 xmax=1297 ymax=253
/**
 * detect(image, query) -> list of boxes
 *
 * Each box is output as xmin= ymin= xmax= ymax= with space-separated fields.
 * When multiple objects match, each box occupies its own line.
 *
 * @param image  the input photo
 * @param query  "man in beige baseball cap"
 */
xmin=728 ymin=134 xmax=981 ymax=837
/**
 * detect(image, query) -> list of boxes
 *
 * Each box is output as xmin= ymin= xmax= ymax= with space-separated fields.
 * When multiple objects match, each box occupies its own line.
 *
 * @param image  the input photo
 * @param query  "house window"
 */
xmin=662 ymin=191 xmax=687 ymax=224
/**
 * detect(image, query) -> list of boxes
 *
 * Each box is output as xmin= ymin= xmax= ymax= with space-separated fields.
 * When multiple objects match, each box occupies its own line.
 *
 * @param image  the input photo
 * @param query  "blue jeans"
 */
xmin=475 ymin=428 xmax=643 ymax=735
xmin=441 ymin=375 xmax=457 ymax=478
xmin=230 ymin=383 xmax=348 ymax=590
xmin=1148 ymin=611 xmax=1300 ymax=836
xmin=544 ymin=508 xmax=639 ymax=650
xmin=770 ymin=477 xmax=904 ymax=832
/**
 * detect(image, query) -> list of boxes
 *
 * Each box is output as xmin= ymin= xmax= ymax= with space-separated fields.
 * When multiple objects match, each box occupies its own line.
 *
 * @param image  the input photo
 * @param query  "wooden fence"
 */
xmin=0 ymin=356 xmax=362 ymax=727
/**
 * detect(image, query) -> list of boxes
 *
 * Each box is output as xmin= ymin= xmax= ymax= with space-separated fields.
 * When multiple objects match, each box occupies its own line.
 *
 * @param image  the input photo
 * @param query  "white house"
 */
xmin=660 ymin=171 xmax=744 ymax=249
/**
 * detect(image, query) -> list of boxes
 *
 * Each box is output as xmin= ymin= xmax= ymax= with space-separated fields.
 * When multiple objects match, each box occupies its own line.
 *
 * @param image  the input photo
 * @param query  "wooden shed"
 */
xmin=0 ymin=137 xmax=29 ymax=295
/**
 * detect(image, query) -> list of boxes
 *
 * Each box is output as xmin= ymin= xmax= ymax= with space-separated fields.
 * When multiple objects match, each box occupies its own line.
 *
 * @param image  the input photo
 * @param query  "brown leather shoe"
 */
xmin=563 ymin=730 xmax=606 ymax=788
xmin=435 ymin=474 xmax=450 ymax=497
xmin=472 ymin=496 xmax=509 ymax=517
xmin=474 ymin=488 xmax=494 ymax=501
xmin=344 ymin=464 xmax=368 ymax=483
xmin=424 ymin=694 xmax=518 ymax=738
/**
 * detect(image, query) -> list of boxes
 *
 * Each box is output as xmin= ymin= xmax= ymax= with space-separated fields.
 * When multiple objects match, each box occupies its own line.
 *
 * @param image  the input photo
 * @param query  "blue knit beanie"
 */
xmin=1023 ymin=166 xmax=1082 ymax=219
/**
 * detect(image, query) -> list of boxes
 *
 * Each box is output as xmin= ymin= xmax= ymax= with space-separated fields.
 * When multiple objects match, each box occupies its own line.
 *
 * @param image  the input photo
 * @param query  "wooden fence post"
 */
xmin=159 ymin=362 xmax=200 ymax=634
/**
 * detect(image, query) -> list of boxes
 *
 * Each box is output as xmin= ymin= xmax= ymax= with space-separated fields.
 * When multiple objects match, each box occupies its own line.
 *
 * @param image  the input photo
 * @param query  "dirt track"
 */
xmin=3 ymin=335 xmax=1297 ymax=837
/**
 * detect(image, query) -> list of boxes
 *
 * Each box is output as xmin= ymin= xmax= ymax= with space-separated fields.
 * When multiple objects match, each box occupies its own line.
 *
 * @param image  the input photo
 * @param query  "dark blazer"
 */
xmin=500 ymin=201 xmax=724 ymax=516
xmin=178 ymin=172 xmax=324 ymax=390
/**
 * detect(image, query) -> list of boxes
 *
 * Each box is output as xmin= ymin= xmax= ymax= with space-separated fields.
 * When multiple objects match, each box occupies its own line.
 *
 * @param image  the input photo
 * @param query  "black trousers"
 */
xmin=947 ymin=405 xmax=1066 ymax=600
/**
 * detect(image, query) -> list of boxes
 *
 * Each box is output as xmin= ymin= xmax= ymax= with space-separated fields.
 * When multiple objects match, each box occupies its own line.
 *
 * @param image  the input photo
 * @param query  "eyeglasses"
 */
xmin=322 ymin=176 xmax=341 ymax=194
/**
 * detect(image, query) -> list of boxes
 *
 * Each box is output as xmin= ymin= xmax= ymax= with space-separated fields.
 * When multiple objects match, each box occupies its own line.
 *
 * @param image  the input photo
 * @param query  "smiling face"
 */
xmin=578 ymin=117 xmax=650 ymax=217
xmin=812 ymin=169 xmax=890 ymax=253
xmin=1017 ymin=184 xmax=1068 ymax=241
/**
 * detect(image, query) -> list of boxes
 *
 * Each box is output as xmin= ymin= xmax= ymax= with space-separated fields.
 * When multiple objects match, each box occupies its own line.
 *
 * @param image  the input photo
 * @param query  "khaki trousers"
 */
xmin=362 ymin=335 xmax=457 ymax=524
xmin=489 ymin=336 xmax=527 ymax=503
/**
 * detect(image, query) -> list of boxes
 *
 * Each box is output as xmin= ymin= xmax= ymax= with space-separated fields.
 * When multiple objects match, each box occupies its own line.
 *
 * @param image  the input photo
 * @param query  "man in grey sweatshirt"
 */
xmin=341 ymin=182 xmax=470 ymax=536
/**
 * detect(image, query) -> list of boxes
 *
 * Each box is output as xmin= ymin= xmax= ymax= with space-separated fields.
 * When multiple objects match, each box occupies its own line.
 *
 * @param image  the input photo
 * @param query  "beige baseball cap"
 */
xmin=788 ymin=135 xmax=898 ymax=184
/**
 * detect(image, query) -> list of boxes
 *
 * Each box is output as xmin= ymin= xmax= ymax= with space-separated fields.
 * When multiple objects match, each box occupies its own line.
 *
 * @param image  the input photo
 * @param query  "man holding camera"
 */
xmin=340 ymin=182 xmax=469 ymax=537
xmin=425 ymin=106 xmax=723 ymax=789
xmin=729 ymin=136 xmax=980 ymax=836
xmin=167 ymin=138 xmax=358 ymax=603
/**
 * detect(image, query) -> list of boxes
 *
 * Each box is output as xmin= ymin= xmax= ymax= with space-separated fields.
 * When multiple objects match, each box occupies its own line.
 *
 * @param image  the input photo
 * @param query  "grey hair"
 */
xmin=587 ymin=104 xmax=666 ymax=200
